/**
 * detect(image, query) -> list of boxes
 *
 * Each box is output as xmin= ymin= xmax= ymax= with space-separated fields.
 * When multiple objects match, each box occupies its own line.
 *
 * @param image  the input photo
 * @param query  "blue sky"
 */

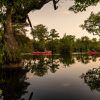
xmin=28 ymin=0 xmax=100 ymax=39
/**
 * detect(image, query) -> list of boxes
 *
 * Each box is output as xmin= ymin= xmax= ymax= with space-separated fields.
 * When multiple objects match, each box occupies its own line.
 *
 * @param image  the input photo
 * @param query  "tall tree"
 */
xmin=69 ymin=0 xmax=100 ymax=13
xmin=60 ymin=34 xmax=75 ymax=53
xmin=69 ymin=0 xmax=100 ymax=36
xmin=0 ymin=0 xmax=60 ymax=64
xmin=49 ymin=29 xmax=59 ymax=40
xmin=31 ymin=24 xmax=49 ymax=51
xmin=46 ymin=29 xmax=60 ymax=53
xmin=81 ymin=12 xmax=100 ymax=36
xmin=31 ymin=24 xmax=48 ymax=41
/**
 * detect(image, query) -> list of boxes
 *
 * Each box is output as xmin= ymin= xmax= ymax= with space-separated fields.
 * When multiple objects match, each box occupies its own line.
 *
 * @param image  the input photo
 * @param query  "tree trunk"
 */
xmin=4 ymin=6 xmax=18 ymax=49
xmin=3 ymin=6 xmax=20 ymax=64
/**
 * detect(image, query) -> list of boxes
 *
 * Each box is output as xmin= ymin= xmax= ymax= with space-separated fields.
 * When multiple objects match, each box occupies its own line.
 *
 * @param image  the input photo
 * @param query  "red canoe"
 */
xmin=87 ymin=51 xmax=100 ymax=55
xmin=32 ymin=51 xmax=52 ymax=55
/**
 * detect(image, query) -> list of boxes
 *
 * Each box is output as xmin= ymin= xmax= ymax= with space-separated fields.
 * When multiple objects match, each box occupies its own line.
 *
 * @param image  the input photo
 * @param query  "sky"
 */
xmin=28 ymin=0 xmax=100 ymax=39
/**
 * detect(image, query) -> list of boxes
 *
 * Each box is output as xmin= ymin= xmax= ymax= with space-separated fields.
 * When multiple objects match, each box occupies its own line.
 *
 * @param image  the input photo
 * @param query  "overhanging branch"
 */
xmin=53 ymin=0 xmax=60 ymax=10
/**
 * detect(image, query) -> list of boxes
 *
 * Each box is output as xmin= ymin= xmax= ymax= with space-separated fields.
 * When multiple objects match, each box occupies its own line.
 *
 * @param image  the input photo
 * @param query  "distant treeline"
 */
xmin=1 ymin=24 xmax=100 ymax=64
xmin=1 ymin=24 xmax=99 ymax=55
xmin=31 ymin=24 xmax=100 ymax=54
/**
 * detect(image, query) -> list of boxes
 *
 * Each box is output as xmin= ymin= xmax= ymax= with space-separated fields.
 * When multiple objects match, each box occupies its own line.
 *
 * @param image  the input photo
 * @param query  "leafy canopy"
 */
xmin=81 ymin=12 xmax=100 ymax=36
xmin=69 ymin=0 xmax=100 ymax=13
xmin=0 ymin=0 xmax=59 ymax=23
xmin=69 ymin=0 xmax=100 ymax=36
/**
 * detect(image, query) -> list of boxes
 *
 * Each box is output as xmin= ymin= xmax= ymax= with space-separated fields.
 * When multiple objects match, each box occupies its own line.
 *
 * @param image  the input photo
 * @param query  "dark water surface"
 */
xmin=0 ymin=54 xmax=100 ymax=100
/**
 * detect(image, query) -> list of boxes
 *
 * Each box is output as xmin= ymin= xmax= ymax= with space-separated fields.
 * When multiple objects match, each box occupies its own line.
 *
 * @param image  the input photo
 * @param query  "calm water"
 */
xmin=0 ymin=54 xmax=100 ymax=100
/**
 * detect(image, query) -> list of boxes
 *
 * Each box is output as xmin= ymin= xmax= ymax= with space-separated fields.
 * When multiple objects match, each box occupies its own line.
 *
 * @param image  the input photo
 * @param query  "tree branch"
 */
xmin=53 ymin=0 xmax=60 ymax=10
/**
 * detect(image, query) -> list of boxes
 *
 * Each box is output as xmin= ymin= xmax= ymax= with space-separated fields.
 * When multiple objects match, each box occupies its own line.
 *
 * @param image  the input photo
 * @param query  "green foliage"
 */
xmin=33 ymin=40 xmax=45 ymax=51
xmin=69 ymin=0 xmax=100 ymax=13
xmin=46 ymin=39 xmax=60 ymax=53
xmin=1 ymin=0 xmax=100 ymax=64
xmin=46 ymin=28 xmax=60 ymax=53
xmin=15 ymin=34 xmax=32 ymax=53
xmin=59 ymin=34 xmax=75 ymax=54
xmin=31 ymin=24 xmax=49 ymax=52
xmin=81 ymin=12 xmax=100 ymax=36
xmin=74 ymin=36 xmax=100 ymax=52
xmin=3 ymin=44 xmax=21 ymax=64
xmin=76 ymin=36 xmax=90 ymax=52
xmin=0 ymin=0 xmax=56 ymax=23
xmin=69 ymin=0 xmax=100 ymax=36
xmin=31 ymin=24 xmax=100 ymax=54
xmin=0 ymin=0 xmax=59 ymax=64
xmin=32 ymin=25 xmax=60 ymax=53
xmin=31 ymin=24 xmax=48 ymax=41
xmin=49 ymin=29 xmax=59 ymax=40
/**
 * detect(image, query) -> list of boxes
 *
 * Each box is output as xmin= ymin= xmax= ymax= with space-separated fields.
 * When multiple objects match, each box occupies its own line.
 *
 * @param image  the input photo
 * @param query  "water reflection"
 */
xmin=75 ymin=54 xmax=91 ymax=64
xmin=1 ymin=54 xmax=100 ymax=100
xmin=75 ymin=54 xmax=100 ymax=64
xmin=31 ymin=56 xmax=49 ymax=76
xmin=25 ymin=55 xmax=60 ymax=76
xmin=22 ymin=54 xmax=100 ymax=77
xmin=23 ymin=54 xmax=75 ymax=77
xmin=60 ymin=53 xmax=75 ymax=67
xmin=81 ymin=67 xmax=100 ymax=91
xmin=0 ymin=68 xmax=30 ymax=100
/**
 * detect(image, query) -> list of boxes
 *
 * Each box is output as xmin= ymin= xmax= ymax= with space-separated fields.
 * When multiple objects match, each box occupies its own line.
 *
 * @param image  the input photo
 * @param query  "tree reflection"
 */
xmin=75 ymin=54 xmax=99 ymax=64
xmin=1 ymin=54 xmax=100 ymax=99
xmin=31 ymin=56 xmax=49 ymax=76
xmin=75 ymin=54 xmax=91 ymax=64
xmin=81 ymin=67 xmax=100 ymax=91
xmin=30 ymin=55 xmax=60 ymax=76
xmin=59 ymin=53 xmax=75 ymax=67
xmin=0 ymin=67 xmax=30 ymax=100
xmin=22 ymin=54 xmax=100 ymax=78
xmin=23 ymin=54 xmax=76 ymax=77
xmin=49 ymin=55 xmax=59 ymax=73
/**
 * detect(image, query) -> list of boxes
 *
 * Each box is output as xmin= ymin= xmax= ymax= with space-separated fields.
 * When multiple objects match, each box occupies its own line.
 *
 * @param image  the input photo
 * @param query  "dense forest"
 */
xmin=0 ymin=0 xmax=100 ymax=64
xmin=1 ymin=23 xmax=100 ymax=65
xmin=31 ymin=24 xmax=100 ymax=54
